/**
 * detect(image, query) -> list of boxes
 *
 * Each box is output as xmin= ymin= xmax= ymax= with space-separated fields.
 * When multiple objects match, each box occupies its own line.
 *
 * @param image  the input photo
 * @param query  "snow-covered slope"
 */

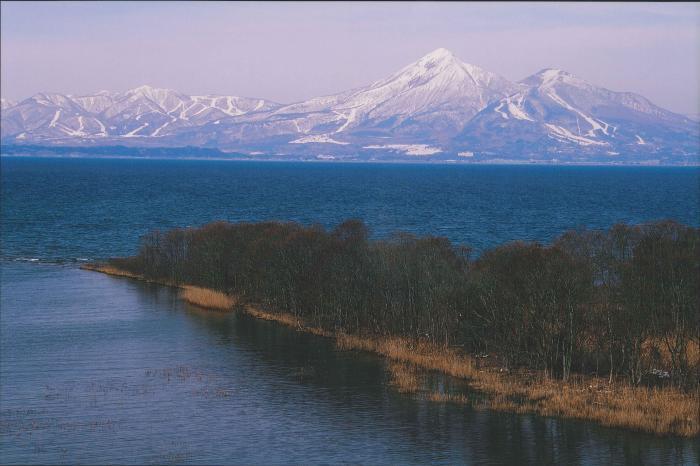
xmin=1 ymin=50 xmax=697 ymax=164
xmin=1 ymin=93 xmax=109 ymax=140
xmin=1 ymin=98 xmax=17 ymax=111
xmin=0 ymin=85 xmax=279 ymax=141
xmin=453 ymin=69 xmax=698 ymax=162
xmin=182 ymin=48 xmax=520 ymax=146
xmin=334 ymin=48 xmax=519 ymax=132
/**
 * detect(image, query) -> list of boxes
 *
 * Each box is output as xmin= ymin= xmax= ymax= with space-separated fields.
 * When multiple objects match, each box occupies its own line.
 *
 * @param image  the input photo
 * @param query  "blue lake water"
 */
xmin=1 ymin=157 xmax=699 ymax=464
xmin=2 ymin=157 xmax=699 ymax=262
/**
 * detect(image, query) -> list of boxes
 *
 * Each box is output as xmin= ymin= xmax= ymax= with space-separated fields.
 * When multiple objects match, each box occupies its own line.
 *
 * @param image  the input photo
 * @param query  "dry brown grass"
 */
xmin=180 ymin=286 xmax=237 ymax=311
xmin=83 ymin=264 xmax=236 ymax=312
xmin=83 ymin=264 xmax=700 ymax=437
xmin=335 ymin=333 xmax=699 ymax=437
xmin=242 ymin=305 xmax=331 ymax=337
xmin=387 ymin=361 xmax=423 ymax=393
xmin=475 ymin=374 xmax=699 ymax=437
xmin=427 ymin=392 xmax=471 ymax=403
xmin=336 ymin=333 xmax=475 ymax=379
xmin=80 ymin=264 xmax=177 ymax=287
xmin=688 ymin=340 xmax=700 ymax=367
xmin=243 ymin=305 xmax=303 ymax=327
xmin=642 ymin=337 xmax=700 ymax=369
xmin=81 ymin=264 xmax=144 ymax=280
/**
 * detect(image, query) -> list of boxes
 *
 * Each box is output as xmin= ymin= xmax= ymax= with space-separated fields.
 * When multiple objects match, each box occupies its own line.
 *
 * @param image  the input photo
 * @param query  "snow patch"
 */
xmin=494 ymin=102 xmax=509 ymax=119
xmin=292 ymin=120 xmax=309 ymax=134
xmin=545 ymin=124 xmax=607 ymax=146
xmin=58 ymin=116 xmax=88 ymax=137
xmin=49 ymin=110 xmax=61 ymax=128
xmin=178 ymin=102 xmax=198 ymax=120
xmin=540 ymin=69 xmax=565 ymax=88
xmin=94 ymin=118 xmax=107 ymax=136
xmin=458 ymin=151 xmax=474 ymax=157
xmin=76 ymin=116 xmax=85 ymax=136
xmin=546 ymin=90 xmax=608 ymax=136
xmin=151 ymin=118 xmax=172 ymax=137
xmin=190 ymin=105 xmax=210 ymax=118
xmin=123 ymin=123 xmax=150 ymax=137
xmin=224 ymin=96 xmax=240 ymax=116
xmin=506 ymin=94 xmax=534 ymax=121
xmin=335 ymin=108 xmax=358 ymax=133
xmin=364 ymin=144 xmax=442 ymax=155
xmin=290 ymin=134 xmax=349 ymax=145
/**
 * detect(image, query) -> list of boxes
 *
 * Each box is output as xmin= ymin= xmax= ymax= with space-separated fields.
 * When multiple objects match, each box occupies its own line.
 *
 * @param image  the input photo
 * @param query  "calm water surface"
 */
xmin=1 ymin=157 xmax=699 ymax=464
xmin=2 ymin=157 xmax=699 ymax=261
xmin=1 ymin=263 xmax=697 ymax=465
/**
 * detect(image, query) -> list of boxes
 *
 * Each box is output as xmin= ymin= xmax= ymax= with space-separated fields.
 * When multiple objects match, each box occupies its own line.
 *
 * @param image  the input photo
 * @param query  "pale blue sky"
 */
xmin=2 ymin=1 xmax=699 ymax=114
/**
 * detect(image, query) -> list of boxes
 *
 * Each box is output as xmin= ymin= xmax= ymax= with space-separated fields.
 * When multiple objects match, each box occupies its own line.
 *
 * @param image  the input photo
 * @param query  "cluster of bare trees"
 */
xmin=111 ymin=219 xmax=699 ymax=389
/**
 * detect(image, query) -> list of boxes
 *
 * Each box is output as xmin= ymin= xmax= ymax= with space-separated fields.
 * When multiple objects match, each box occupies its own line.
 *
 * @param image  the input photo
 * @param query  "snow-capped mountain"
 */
xmin=170 ymin=48 xmax=521 ymax=147
xmin=1 ymin=98 xmax=16 ymax=111
xmin=273 ymin=48 xmax=518 ymax=136
xmin=452 ymin=68 xmax=698 ymax=162
xmin=1 ymin=49 xmax=697 ymax=164
xmin=0 ymin=85 xmax=278 ymax=141
xmin=1 ymin=93 xmax=103 ymax=140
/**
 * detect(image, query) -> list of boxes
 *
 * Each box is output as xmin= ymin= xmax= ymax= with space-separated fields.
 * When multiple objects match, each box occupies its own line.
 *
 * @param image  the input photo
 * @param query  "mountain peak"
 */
xmin=129 ymin=84 xmax=158 ymax=94
xmin=521 ymin=68 xmax=585 ymax=89
xmin=127 ymin=84 xmax=181 ymax=96
xmin=409 ymin=48 xmax=503 ymax=84
xmin=421 ymin=48 xmax=455 ymax=61
xmin=414 ymin=48 xmax=461 ymax=70
xmin=0 ymin=98 xmax=16 ymax=110
xmin=29 ymin=92 xmax=74 ymax=107
xmin=3 ymin=55 xmax=695 ymax=164
xmin=537 ymin=68 xmax=571 ymax=78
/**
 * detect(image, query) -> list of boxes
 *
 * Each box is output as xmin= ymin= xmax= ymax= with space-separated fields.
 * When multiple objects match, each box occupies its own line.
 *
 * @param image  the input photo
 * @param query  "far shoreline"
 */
xmin=2 ymin=152 xmax=699 ymax=167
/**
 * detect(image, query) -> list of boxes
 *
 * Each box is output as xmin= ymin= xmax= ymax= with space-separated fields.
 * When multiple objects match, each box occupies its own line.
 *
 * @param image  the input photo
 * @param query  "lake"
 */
xmin=2 ymin=158 xmax=699 ymax=262
xmin=1 ymin=157 xmax=699 ymax=464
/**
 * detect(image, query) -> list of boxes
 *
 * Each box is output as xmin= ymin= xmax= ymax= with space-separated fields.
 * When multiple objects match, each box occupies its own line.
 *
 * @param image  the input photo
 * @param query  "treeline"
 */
xmin=110 ymin=219 xmax=699 ymax=389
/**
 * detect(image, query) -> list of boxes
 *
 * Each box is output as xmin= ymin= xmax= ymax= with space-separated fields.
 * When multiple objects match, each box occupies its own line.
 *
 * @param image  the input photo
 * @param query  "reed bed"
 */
xmin=84 ymin=264 xmax=699 ymax=438
xmin=235 ymin=304 xmax=699 ymax=437
xmin=80 ymin=264 xmax=177 ymax=287
xmin=242 ymin=305 xmax=331 ymax=337
xmin=387 ymin=362 xmax=423 ymax=393
xmin=81 ymin=264 xmax=145 ymax=280
xmin=180 ymin=286 xmax=237 ymax=311
xmin=470 ymin=373 xmax=699 ymax=437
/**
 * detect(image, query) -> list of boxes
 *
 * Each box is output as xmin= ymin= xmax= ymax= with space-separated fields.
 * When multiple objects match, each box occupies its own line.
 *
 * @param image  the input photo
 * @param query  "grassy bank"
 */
xmin=83 ymin=263 xmax=698 ymax=437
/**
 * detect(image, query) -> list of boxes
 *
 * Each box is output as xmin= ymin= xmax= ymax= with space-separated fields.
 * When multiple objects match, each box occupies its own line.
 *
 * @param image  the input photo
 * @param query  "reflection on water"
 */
xmin=1 ymin=263 xmax=697 ymax=465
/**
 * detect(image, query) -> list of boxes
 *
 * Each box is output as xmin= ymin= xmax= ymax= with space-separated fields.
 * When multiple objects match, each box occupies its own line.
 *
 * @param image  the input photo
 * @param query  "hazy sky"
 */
xmin=2 ymin=1 xmax=699 ymax=114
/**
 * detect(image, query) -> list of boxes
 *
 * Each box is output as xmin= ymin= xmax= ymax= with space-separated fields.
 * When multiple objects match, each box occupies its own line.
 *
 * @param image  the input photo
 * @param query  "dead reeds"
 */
xmin=180 ymin=286 xmax=237 ymax=311
xmin=236 ymin=307 xmax=699 ymax=437
xmin=84 ymin=264 xmax=699 ymax=438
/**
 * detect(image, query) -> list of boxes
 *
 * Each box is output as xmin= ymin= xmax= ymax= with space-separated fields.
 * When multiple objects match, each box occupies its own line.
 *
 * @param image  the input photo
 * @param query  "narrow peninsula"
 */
xmin=83 ymin=219 xmax=699 ymax=437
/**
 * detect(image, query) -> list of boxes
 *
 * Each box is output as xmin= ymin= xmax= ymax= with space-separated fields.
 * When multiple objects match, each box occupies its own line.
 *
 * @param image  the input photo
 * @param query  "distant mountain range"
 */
xmin=2 ymin=48 xmax=698 ymax=164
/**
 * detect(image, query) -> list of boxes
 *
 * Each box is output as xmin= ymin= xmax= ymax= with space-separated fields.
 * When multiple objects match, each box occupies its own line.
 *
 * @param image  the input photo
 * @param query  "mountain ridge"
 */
xmin=2 ymin=49 xmax=697 ymax=164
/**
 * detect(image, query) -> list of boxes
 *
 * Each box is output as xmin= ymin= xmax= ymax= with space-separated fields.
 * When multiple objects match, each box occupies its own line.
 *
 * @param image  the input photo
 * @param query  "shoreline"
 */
xmin=3 ymin=153 xmax=700 ymax=167
xmin=81 ymin=263 xmax=699 ymax=438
